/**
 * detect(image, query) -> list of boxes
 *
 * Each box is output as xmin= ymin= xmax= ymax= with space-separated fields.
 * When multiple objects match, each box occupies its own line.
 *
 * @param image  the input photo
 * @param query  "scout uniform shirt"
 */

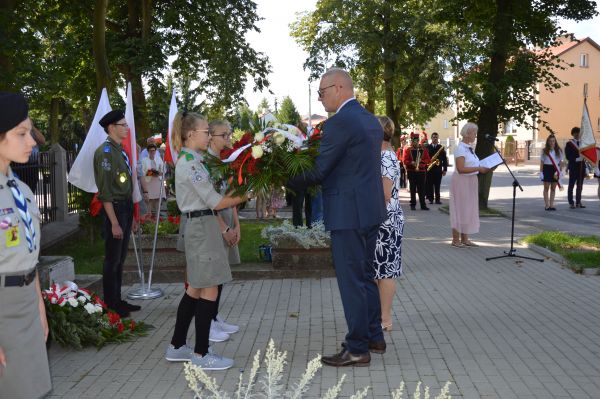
xmin=175 ymin=147 xmax=223 ymax=212
xmin=0 ymin=168 xmax=41 ymax=274
xmin=93 ymin=137 xmax=133 ymax=202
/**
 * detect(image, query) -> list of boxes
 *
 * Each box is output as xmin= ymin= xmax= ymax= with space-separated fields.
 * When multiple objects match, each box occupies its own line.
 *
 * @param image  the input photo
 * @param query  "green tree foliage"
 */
xmin=442 ymin=0 xmax=597 ymax=207
xmin=290 ymin=0 xmax=455 ymax=132
xmin=257 ymin=97 xmax=271 ymax=115
xmin=277 ymin=96 xmax=301 ymax=125
xmin=1 ymin=0 xmax=271 ymax=144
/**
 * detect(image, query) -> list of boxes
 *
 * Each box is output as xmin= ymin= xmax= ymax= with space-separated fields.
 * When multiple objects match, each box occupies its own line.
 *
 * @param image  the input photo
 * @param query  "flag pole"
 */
xmin=146 ymin=165 xmax=166 ymax=292
xmin=125 ymin=80 xmax=163 ymax=300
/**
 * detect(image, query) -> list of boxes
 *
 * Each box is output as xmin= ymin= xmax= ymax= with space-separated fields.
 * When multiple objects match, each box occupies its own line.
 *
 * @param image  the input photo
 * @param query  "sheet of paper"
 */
xmin=479 ymin=152 xmax=503 ymax=169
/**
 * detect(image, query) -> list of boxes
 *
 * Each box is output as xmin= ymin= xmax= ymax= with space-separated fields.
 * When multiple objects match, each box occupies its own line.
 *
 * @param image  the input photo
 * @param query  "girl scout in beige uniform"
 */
xmin=164 ymin=111 xmax=247 ymax=370
xmin=0 ymin=92 xmax=52 ymax=398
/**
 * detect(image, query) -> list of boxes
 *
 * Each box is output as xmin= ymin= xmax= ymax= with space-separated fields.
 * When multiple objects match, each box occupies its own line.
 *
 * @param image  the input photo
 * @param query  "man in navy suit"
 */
xmin=288 ymin=68 xmax=387 ymax=367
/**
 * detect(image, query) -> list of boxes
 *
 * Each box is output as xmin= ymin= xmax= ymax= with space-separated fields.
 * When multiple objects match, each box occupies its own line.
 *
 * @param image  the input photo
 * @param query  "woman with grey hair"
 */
xmin=449 ymin=122 xmax=491 ymax=247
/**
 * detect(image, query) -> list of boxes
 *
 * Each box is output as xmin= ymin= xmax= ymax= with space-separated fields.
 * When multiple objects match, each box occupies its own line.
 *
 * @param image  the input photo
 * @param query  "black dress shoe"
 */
xmin=321 ymin=349 xmax=371 ymax=367
xmin=577 ymin=203 xmax=586 ymax=208
xmin=114 ymin=305 xmax=130 ymax=318
xmin=421 ymin=206 xmax=430 ymax=210
xmin=121 ymin=300 xmax=141 ymax=312
xmin=368 ymin=340 xmax=386 ymax=354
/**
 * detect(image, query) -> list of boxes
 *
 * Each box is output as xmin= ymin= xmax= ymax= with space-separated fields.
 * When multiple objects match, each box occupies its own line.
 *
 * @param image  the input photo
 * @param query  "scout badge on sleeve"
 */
xmin=119 ymin=172 xmax=128 ymax=184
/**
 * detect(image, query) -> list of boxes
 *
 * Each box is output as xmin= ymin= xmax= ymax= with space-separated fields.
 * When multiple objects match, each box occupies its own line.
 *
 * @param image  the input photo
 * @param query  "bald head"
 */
xmin=318 ymin=68 xmax=355 ymax=113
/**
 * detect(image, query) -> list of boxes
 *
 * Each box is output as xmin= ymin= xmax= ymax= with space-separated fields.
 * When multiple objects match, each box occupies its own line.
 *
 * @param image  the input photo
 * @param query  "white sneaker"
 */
xmin=209 ymin=322 xmax=230 ymax=342
xmin=190 ymin=352 xmax=234 ymax=370
xmin=215 ymin=316 xmax=239 ymax=334
xmin=165 ymin=344 xmax=193 ymax=362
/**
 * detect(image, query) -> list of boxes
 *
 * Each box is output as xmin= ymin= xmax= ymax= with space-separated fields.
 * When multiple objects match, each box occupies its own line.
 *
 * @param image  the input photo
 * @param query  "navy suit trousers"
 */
xmin=330 ymin=225 xmax=383 ymax=354
xmin=567 ymin=162 xmax=584 ymax=205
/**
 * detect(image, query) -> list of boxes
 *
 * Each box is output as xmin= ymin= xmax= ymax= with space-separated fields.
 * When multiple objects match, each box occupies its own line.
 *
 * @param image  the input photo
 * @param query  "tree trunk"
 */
xmin=49 ymin=97 xmax=61 ymax=143
xmin=475 ymin=0 xmax=514 ymax=209
xmin=0 ymin=0 xmax=18 ymax=90
xmin=124 ymin=0 xmax=151 ymax=141
xmin=92 ymin=0 xmax=111 ymax=97
xmin=382 ymin=14 xmax=398 ymax=131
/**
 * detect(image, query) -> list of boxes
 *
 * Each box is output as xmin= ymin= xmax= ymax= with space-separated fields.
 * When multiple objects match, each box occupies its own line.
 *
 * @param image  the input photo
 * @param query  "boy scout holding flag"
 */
xmin=93 ymin=109 xmax=141 ymax=317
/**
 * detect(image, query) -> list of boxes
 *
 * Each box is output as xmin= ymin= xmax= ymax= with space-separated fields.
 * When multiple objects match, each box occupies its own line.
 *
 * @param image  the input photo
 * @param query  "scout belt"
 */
xmin=186 ymin=209 xmax=216 ymax=218
xmin=1 ymin=268 xmax=36 ymax=287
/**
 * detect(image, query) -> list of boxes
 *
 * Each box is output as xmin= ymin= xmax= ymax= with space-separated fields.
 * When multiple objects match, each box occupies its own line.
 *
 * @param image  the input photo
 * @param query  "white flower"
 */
xmin=254 ymin=132 xmax=265 ymax=142
xmin=67 ymin=297 xmax=79 ymax=307
xmin=273 ymin=132 xmax=286 ymax=145
xmin=94 ymin=304 xmax=103 ymax=313
xmin=251 ymin=145 xmax=264 ymax=159
xmin=84 ymin=303 xmax=97 ymax=315
xmin=77 ymin=295 xmax=87 ymax=303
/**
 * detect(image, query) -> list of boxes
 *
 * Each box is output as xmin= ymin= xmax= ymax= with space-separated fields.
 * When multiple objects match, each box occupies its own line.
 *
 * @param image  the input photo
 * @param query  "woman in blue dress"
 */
xmin=374 ymin=116 xmax=404 ymax=332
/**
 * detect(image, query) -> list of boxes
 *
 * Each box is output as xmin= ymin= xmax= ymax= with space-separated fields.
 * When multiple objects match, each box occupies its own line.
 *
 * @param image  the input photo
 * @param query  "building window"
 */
xmin=443 ymin=119 xmax=448 ymax=129
xmin=503 ymin=119 xmax=517 ymax=134
xmin=580 ymin=53 xmax=589 ymax=67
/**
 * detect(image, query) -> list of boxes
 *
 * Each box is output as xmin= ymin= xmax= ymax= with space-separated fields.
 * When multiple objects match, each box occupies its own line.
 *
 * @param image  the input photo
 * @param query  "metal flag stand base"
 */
xmin=127 ymin=285 xmax=164 ymax=300
xmin=127 ymin=164 xmax=166 ymax=300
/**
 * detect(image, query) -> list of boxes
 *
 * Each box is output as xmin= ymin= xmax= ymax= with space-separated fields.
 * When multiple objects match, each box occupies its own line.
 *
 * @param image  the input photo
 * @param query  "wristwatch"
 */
xmin=222 ymin=227 xmax=230 ymax=235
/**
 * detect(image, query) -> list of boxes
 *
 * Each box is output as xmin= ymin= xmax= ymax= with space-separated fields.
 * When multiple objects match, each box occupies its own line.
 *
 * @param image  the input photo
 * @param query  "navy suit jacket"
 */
xmin=289 ymin=99 xmax=387 ymax=231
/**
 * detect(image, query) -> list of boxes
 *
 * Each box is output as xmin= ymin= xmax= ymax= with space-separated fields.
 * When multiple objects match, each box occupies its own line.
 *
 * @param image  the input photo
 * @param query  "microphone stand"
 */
xmin=485 ymin=138 xmax=543 ymax=262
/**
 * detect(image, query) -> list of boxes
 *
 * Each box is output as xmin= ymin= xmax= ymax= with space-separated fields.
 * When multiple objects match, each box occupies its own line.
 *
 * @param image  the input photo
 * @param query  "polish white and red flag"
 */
xmin=124 ymin=82 xmax=143 ymax=218
xmin=579 ymin=99 xmax=597 ymax=166
xmin=67 ymin=88 xmax=111 ymax=192
xmin=164 ymin=88 xmax=179 ymax=164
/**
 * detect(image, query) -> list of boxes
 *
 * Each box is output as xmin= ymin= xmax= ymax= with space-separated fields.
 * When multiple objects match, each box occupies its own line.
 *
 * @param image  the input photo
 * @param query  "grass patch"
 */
xmin=43 ymin=234 xmax=105 ymax=275
xmin=239 ymin=219 xmax=281 ymax=262
xmin=523 ymin=231 xmax=600 ymax=270
xmin=439 ymin=205 xmax=506 ymax=217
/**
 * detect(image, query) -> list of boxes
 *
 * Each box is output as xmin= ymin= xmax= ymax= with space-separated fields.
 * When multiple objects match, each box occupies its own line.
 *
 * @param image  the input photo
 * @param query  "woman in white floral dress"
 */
xmin=374 ymin=116 xmax=404 ymax=332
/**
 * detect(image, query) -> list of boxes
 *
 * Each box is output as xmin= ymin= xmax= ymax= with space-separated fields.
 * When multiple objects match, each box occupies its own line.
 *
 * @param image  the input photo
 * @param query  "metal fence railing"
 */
xmin=66 ymin=150 xmax=85 ymax=214
xmin=11 ymin=151 xmax=57 ymax=225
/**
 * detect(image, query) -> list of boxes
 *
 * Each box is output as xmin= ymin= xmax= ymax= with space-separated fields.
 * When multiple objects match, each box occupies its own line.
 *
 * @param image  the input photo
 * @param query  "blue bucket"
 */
xmin=258 ymin=244 xmax=272 ymax=262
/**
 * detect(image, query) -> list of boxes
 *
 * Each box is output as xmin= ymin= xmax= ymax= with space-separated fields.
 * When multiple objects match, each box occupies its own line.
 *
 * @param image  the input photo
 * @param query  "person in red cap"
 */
xmin=403 ymin=132 xmax=430 ymax=210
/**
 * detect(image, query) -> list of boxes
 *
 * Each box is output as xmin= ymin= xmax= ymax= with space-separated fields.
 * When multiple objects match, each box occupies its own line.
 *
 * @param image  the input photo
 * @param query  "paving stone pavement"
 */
xmin=45 ymin=203 xmax=600 ymax=399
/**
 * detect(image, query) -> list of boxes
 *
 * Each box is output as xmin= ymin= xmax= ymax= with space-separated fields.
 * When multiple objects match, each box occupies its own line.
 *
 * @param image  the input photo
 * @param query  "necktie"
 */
xmin=6 ymin=179 xmax=35 ymax=252
xmin=121 ymin=150 xmax=132 ymax=175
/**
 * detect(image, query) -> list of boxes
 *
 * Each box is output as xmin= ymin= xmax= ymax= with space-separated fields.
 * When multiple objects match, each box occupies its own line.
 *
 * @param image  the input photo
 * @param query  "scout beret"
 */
xmin=99 ymin=109 xmax=125 ymax=129
xmin=410 ymin=132 xmax=420 ymax=139
xmin=0 ymin=92 xmax=28 ymax=133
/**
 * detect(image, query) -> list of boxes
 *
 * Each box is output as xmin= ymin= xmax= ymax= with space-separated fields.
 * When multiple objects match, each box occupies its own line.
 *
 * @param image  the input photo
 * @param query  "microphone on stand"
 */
xmin=484 ymin=133 xmax=499 ymax=142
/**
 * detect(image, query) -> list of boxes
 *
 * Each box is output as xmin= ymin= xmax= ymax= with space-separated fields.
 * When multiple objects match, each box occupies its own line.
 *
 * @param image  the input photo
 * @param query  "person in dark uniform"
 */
xmin=403 ymin=132 xmax=430 ymax=210
xmin=426 ymin=132 xmax=448 ymax=205
xmin=565 ymin=126 xmax=586 ymax=209
xmin=0 ymin=92 xmax=52 ymax=399
xmin=93 ymin=110 xmax=141 ymax=317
